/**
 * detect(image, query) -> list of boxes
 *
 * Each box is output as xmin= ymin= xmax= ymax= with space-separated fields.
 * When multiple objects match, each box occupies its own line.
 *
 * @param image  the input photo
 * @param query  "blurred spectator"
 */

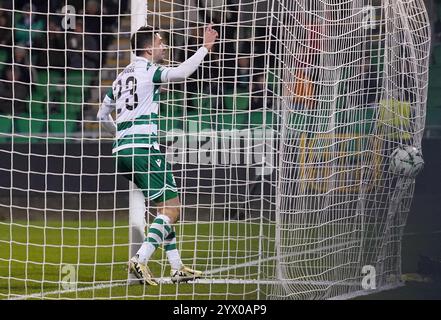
xmin=0 ymin=0 xmax=12 ymax=10
xmin=236 ymin=56 xmax=252 ymax=90
xmin=0 ymin=68 xmax=13 ymax=114
xmin=48 ymin=18 xmax=66 ymax=68
xmin=0 ymin=11 xmax=12 ymax=50
xmin=0 ymin=10 xmax=13 ymax=78
xmin=67 ymin=19 xmax=99 ymax=69
xmin=182 ymin=25 xmax=205 ymax=109
xmin=85 ymin=0 xmax=116 ymax=67
xmin=180 ymin=24 xmax=203 ymax=60
xmin=14 ymin=3 xmax=45 ymax=48
xmin=283 ymin=68 xmax=315 ymax=110
xmin=14 ymin=47 xmax=33 ymax=83
xmin=198 ymin=0 xmax=226 ymax=24
xmin=105 ymin=0 xmax=128 ymax=14
xmin=13 ymin=48 xmax=34 ymax=101
xmin=84 ymin=0 xmax=102 ymax=59
xmin=0 ymin=67 xmax=30 ymax=114
xmin=37 ymin=18 xmax=65 ymax=69
xmin=84 ymin=1 xmax=101 ymax=36
xmin=250 ymin=74 xmax=273 ymax=110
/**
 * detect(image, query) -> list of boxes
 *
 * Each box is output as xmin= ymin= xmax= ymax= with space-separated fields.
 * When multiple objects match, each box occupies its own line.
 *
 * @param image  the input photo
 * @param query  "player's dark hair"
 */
xmin=131 ymin=26 xmax=156 ymax=56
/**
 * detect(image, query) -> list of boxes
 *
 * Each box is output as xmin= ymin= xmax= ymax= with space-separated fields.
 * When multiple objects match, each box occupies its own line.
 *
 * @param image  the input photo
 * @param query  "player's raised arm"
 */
xmin=202 ymin=24 xmax=219 ymax=51
xmin=96 ymin=90 xmax=117 ymax=137
xmin=159 ymin=24 xmax=219 ymax=83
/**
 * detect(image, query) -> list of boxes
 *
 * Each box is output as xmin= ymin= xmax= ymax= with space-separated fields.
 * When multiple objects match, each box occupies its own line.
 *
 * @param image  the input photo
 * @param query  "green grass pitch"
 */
xmin=0 ymin=218 xmax=275 ymax=300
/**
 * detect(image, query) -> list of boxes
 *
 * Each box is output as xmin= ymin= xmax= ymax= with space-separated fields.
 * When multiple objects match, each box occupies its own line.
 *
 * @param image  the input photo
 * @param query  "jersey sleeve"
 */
xmin=105 ymin=87 xmax=115 ymax=101
xmin=154 ymin=46 xmax=208 ymax=83
xmin=97 ymin=90 xmax=117 ymax=137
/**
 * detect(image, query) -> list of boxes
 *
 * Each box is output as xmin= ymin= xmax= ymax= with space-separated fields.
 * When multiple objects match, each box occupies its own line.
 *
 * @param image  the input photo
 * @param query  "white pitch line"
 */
xmin=10 ymin=278 xmax=363 ymax=300
xmin=9 ymin=282 xmax=128 ymax=300
xmin=205 ymin=240 xmax=359 ymax=275
xmin=157 ymin=278 xmax=360 ymax=286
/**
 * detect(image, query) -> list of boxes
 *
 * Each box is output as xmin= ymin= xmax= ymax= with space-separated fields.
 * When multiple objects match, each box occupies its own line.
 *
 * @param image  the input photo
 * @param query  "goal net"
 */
xmin=0 ymin=0 xmax=430 ymax=300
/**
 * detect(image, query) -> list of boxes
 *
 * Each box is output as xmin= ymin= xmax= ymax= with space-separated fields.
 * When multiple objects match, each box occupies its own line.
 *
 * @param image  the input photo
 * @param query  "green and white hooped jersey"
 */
xmin=110 ymin=56 xmax=163 ymax=153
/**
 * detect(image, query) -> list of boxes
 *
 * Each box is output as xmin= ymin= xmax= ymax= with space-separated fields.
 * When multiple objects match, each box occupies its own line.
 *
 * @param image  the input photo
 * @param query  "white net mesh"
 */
xmin=0 ymin=0 xmax=430 ymax=300
xmin=270 ymin=0 xmax=430 ymax=299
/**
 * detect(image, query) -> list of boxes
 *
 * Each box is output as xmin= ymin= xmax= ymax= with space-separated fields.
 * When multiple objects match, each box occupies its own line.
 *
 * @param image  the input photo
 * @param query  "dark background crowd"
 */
xmin=0 ymin=0 xmax=440 ymax=136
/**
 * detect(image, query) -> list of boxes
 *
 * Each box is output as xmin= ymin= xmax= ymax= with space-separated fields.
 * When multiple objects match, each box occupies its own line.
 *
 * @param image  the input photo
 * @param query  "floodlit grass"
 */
xmin=0 ymin=218 xmax=276 ymax=300
xmin=2 ymin=214 xmax=434 ymax=300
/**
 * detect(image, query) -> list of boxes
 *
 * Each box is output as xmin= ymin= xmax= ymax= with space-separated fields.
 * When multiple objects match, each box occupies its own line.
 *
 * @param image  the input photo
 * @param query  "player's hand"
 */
xmin=203 ymin=24 xmax=219 ymax=51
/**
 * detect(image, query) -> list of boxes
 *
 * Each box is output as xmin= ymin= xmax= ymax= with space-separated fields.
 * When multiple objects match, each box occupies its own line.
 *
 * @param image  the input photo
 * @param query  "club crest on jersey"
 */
xmin=156 ymin=159 xmax=162 ymax=167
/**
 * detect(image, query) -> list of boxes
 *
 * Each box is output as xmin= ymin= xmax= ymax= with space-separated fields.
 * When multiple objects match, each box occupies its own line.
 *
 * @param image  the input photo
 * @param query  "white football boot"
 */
xmin=128 ymin=255 xmax=158 ymax=286
xmin=171 ymin=265 xmax=202 ymax=283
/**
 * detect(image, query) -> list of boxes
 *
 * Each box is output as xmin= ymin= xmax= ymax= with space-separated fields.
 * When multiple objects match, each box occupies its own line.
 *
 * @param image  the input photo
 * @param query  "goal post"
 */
xmin=128 ymin=0 xmax=147 ymax=282
xmin=0 ymin=0 xmax=431 ymax=300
